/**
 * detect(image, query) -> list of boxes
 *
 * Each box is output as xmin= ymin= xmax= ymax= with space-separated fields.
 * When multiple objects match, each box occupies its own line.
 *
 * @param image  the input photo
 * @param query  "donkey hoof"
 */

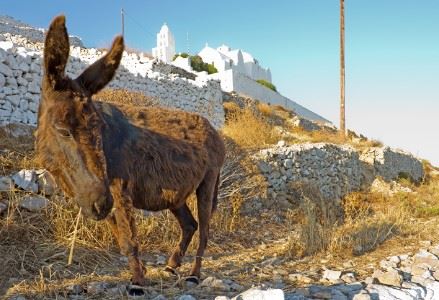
xmin=164 ymin=265 xmax=178 ymax=276
xmin=127 ymin=285 xmax=145 ymax=297
xmin=185 ymin=276 xmax=200 ymax=285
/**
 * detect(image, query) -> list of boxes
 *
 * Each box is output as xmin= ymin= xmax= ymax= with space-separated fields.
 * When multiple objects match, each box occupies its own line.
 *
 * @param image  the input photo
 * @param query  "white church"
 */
xmin=152 ymin=23 xmax=176 ymax=63
xmin=151 ymin=23 xmax=328 ymax=123
xmin=152 ymin=23 xmax=271 ymax=83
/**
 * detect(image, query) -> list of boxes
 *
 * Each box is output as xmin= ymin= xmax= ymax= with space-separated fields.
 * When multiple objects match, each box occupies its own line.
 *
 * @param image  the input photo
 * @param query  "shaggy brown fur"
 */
xmin=36 ymin=16 xmax=225 ymax=287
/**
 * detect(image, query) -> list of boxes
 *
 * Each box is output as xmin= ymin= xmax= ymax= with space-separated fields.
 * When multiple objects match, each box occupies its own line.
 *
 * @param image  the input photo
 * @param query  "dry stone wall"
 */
xmin=360 ymin=147 xmax=424 ymax=182
xmin=0 ymin=30 xmax=224 ymax=128
xmin=256 ymin=142 xmax=363 ymax=201
xmin=255 ymin=142 xmax=424 ymax=201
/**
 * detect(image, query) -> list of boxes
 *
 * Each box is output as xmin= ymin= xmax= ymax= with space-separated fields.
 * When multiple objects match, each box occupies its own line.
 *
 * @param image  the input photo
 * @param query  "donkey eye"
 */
xmin=55 ymin=125 xmax=72 ymax=138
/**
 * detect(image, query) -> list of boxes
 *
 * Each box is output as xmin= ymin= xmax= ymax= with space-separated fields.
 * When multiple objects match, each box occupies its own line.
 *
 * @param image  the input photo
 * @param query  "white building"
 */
xmin=151 ymin=25 xmax=328 ymax=123
xmin=198 ymin=44 xmax=272 ymax=82
xmin=152 ymin=23 xmax=175 ymax=63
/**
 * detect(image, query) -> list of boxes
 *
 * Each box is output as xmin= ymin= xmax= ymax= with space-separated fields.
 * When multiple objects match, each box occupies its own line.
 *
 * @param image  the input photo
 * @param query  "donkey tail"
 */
xmin=211 ymin=174 xmax=220 ymax=213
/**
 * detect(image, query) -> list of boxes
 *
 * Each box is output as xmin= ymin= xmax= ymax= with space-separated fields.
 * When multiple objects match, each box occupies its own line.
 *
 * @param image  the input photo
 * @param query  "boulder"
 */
xmin=19 ymin=195 xmax=49 ymax=211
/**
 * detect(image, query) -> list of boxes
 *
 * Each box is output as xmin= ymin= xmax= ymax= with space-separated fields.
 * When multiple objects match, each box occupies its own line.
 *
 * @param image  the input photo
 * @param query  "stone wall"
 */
xmin=0 ymin=33 xmax=224 ymax=128
xmin=255 ymin=142 xmax=424 ymax=201
xmin=360 ymin=147 xmax=424 ymax=182
xmin=0 ymin=15 xmax=83 ymax=47
xmin=256 ymin=143 xmax=363 ymax=201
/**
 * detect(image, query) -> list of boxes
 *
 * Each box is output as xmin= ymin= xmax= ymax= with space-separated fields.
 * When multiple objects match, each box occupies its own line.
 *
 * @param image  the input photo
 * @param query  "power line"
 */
xmin=122 ymin=9 xmax=156 ymax=39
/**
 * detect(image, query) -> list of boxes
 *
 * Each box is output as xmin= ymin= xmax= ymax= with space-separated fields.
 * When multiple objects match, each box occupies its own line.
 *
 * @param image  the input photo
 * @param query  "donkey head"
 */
xmin=36 ymin=16 xmax=124 ymax=220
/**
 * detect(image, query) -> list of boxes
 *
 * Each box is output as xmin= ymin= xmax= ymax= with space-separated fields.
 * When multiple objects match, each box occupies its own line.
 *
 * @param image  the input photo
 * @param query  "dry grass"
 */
xmin=256 ymin=103 xmax=273 ymax=117
xmin=286 ymin=173 xmax=439 ymax=260
xmin=0 ymin=125 xmax=38 ymax=176
xmin=222 ymin=108 xmax=282 ymax=148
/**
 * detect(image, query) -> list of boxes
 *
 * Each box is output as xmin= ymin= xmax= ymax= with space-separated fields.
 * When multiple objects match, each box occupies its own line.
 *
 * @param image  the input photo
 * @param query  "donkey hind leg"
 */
xmin=187 ymin=170 xmax=219 ymax=284
xmin=165 ymin=203 xmax=198 ymax=274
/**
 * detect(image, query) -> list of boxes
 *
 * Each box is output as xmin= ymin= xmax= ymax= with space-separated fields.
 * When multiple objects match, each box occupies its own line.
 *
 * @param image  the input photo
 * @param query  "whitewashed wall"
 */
xmin=0 ymin=39 xmax=225 ymax=128
xmin=210 ymin=69 xmax=329 ymax=123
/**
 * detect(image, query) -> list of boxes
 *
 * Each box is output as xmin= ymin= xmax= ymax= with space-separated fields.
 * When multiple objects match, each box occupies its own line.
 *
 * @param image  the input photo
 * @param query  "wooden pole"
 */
xmin=340 ymin=0 xmax=346 ymax=137
xmin=121 ymin=8 xmax=125 ymax=38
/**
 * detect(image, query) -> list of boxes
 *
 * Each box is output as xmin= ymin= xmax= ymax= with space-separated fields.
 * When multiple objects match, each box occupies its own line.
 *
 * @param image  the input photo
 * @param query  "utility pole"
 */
xmin=186 ymin=31 xmax=190 ymax=54
xmin=121 ymin=8 xmax=125 ymax=38
xmin=340 ymin=0 xmax=346 ymax=137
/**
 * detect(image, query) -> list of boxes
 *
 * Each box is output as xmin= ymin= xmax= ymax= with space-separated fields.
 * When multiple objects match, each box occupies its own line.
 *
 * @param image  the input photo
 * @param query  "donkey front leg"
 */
xmin=108 ymin=182 xmax=146 ymax=286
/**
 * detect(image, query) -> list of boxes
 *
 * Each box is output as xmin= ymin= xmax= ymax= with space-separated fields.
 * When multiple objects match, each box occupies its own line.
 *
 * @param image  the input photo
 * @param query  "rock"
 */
xmin=322 ymin=269 xmax=342 ymax=282
xmin=289 ymin=273 xmax=313 ymax=284
xmin=367 ymin=283 xmax=425 ymax=300
xmin=201 ymin=276 xmax=231 ymax=291
xmin=0 ymin=176 xmax=13 ymax=191
xmin=232 ymin=287 xmax=284 ymax=300
xmin=19 ymin=195 xmax=49 ymax=212
xmin=352 ymin=291 xmax=371 ymax=300
xmin=156 ymin=255 xmax=166 ymax=265
xmin=372 ymin=268 xmax=403 ymax=287
xmin=0 ymin=201 xmax=8 ymax=214
xmin=380 ymin=259 xmax=398 ymax=270
xmin=86 ymin=281 xmax=110 ymax=294
xmin=0 ymin=41 xmax=13 ymax=51
xmin=215 ymin=297 xmax=231 ymax=300
xmin=12 ymin=169 xmax=38 ymax=193
xmin=0 ymin=62 xmax=13 ymax=76
xmin=277 ymin=140 xmax=286 ymax=147
xmin=66 ymin=284 xmax=83 ymax=295
xmin=420 ymin=240 xmax=432 ymax=247
xmin=36 ymin=170 xmax=57 ymax=196
xmin=177 ymin=295 xmax=197 ymax=300
xmin=413 ymin=249 xmax=439 ymax=267
xmin=8 ymin=296 xmax=27 ymax=300
xmin=340 ymin=272 xmax=356 ymax=283
xmin=151 ymin=295 xmax=167 ymax=300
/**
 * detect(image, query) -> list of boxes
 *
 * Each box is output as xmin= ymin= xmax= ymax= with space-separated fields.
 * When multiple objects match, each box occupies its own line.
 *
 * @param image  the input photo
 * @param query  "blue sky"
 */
xmin=2 ymin=0 xmax=439 ymax=165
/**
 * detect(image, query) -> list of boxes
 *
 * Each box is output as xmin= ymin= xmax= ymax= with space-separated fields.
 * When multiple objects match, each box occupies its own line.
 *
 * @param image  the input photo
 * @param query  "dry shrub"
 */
xmin=222 ymin=108 xmax=282 ymax=148
xmin=286 ymin=184 xmax=416 ymax=258
xmin=256 ymin=102 xmax=273 ymax=117
xmin=307 ymin=130 xmax=347 ymax=145
xmin=329 ymin=190 xmax=419 ymax=255
xmin=330 ymin=208 xmax=405 ymax=255
xmin=223 ymin=101 xmax=241 ymax=118
xmin=216 ymin=138 xmax=267 ymax=230
xmin=94 ymin=88 xmax=159 ymax=107
xmin=286 ymin=182 xmax=340 ymax=257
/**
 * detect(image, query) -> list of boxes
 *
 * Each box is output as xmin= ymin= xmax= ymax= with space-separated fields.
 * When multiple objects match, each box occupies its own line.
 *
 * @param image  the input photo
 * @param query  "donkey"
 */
xmin=36 ymin=16 xmax=225 ymax=288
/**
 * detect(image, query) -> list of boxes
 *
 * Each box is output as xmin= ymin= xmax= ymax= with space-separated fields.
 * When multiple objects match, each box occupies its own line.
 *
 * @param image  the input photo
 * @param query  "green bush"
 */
xmin=206 ymin=63 xmax=218 ymax=74
xmin=173 ymin=52 xmax=190 ymax=61
xmin=257 ymin=79 xmax=277 ymax=92
xmin=190 ymin=55 xmax=217 ymax=74
xmin=190 ymin=55 xmax=205 ymax=72
xmin=172 ymin=54 xmax=218 ymax=74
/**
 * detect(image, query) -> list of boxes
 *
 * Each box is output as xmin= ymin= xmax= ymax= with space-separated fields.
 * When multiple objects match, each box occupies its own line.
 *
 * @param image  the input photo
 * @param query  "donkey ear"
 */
xmin=44 ymin=15 xmax=70 ymax=89
xmin=75 ymin=36 xmax=124 ymax=95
